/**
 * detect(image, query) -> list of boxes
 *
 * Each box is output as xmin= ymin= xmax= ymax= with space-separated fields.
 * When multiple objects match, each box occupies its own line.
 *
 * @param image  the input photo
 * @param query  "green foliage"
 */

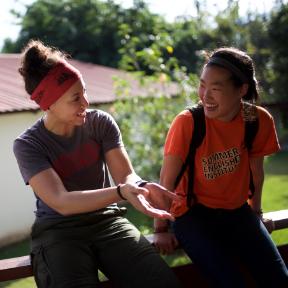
xmin=118 ymin=23 xmax=178 ymax=76
xmin=2 ymin=0 xmax=166 ymax=68
xmin=263 ymin=152 xmax=288 ymax=245
xmin=171 ymin=20 xmax=203 ymax=74
xmin=112 ymin=95 xmax=188 ymax=180
xmin=7 ymin=0 xmax=125 ymax=66
xmin=244 ymin=16 xmax=271 ymax=102
xmin=3 ymin=0 xmax=288 ymax=102
xmin=268 ymin=3 xmax=288 ymax=102
xmin=114 ymin=22 xmax=199 ymax=180
xmin=0 ymin=239 xmax=29 ymax=260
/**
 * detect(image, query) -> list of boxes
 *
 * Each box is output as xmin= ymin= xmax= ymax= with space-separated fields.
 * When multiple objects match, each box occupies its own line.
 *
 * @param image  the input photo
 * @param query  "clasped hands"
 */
xmin=119 ymin=182 xmax=181 ymax=221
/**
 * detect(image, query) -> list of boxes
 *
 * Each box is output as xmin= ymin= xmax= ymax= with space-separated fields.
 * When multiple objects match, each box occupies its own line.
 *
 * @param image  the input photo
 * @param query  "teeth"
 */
xmin=206 ymin=103 xmax=217 ymax=108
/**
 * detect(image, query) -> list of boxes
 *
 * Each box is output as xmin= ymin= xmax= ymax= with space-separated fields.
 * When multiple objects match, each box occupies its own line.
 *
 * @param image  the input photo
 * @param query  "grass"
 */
xmin=262 ymin=151 xmax=288 ymax=245
xmin=1 ymin=152 xmax=287 ymax=287
xmin=0 ymin=278 xmax=35 ymax=288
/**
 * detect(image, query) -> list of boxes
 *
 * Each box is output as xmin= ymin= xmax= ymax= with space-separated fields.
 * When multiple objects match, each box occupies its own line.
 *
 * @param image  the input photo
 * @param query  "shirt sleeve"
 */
xmin=164 ymin=110 xmax=194 ymax=162
xmin=88 ymin=110 xmax=124 ymax=154
xmin=13 ymin=137 xmax=51 ymax=185
xmin=249 ymin=106 xmax=280 ymax=157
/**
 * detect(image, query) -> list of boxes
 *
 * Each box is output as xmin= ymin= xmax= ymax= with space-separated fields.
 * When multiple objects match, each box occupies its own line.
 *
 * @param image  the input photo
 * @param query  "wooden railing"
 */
xmin=1 ymin=210 xmax=288 ymax=287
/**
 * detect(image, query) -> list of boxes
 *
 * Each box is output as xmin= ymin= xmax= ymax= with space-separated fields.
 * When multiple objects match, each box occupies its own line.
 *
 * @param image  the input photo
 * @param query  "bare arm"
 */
xmin=154 ymin=155 xmax=183 ymax=229
xmin=29 ymin=168 xmax=122 ymax=216
xmin=106 ymin=147 xmax=180 ymax=219
xmin=248 ymin=156 xmax=275 ymax=232
xmin=105 ymin=146 xmax=138 ymax=185
xmin=29 ymin=147 xmax=177 ymax=220
xmin=247 ymin=156 xmax=264 ymax=214
xmin=153 ymin=155 xmax=183 ymax=254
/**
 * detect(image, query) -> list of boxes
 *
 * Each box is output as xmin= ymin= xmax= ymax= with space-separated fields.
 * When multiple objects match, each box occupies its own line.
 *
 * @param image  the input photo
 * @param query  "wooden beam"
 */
xmin=0 ymin=256 xmax=32 ymax=282
xmin=264 ymin=210 xmax=288 ymax=230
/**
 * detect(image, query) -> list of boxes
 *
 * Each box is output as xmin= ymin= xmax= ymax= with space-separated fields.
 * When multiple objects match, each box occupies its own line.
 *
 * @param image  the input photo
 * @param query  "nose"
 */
xmin=202 ymin=88 xmax=212 ymax=101
xmin=199 ymin=86 xmax=210 ymax=101
xmin=81 ymin=93 xmax=89 ymax=108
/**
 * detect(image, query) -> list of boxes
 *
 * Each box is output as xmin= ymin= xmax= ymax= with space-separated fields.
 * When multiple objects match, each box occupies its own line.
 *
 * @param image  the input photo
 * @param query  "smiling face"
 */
xmin=198 ymin=65 xmax=248 ymax=122
xmin=45 ymin=78 xmax=89 ymax=136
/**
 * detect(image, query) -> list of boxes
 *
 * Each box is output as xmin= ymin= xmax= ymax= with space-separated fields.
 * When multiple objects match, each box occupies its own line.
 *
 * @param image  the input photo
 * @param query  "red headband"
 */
xmin=30 ymin=61 xmax=82 ymax=110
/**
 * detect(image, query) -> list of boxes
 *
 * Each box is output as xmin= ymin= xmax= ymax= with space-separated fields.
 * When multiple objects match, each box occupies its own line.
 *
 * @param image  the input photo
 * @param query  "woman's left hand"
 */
xmin=121 ymin=183 xmax=180 ymax=221
xmin=142 ymin=182 xmax=179 ymax=210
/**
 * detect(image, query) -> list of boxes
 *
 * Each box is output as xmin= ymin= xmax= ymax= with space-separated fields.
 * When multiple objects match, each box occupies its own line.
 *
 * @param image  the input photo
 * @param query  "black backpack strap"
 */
xmin=245 ymin=120 xmax=259 ymax=151
xmin=245 ymin=119 xmax=259 ymax=198
xmin=243 ymin=103 xmax=259 ymax=199
xmin=174 ymin=104 xmax=206 ymax=207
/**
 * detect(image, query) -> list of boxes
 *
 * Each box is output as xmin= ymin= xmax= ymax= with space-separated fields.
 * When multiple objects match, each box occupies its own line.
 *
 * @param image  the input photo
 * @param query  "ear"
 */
xmin=239 ymin=83 xmax=249 ymax=98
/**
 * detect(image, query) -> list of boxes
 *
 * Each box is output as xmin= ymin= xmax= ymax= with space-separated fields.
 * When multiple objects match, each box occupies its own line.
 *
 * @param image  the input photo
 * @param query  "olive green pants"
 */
xmin=31 ymin=211 xmax=181 ymax=288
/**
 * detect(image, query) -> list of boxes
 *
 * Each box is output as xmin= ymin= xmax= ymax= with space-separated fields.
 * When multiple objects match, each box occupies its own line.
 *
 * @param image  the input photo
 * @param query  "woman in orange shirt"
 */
xmin=154 ymin=47 xmax=288 ymax=287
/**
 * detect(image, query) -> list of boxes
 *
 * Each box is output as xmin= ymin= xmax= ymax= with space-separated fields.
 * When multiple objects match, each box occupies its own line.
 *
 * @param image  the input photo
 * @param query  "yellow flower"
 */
xmin=166 ymin=46 xmax=174 ymax=54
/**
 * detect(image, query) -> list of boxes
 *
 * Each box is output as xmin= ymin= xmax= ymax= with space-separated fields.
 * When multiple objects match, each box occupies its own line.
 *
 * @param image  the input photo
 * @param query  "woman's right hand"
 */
xmin=153 ymin=232 xmax=179 ymax=254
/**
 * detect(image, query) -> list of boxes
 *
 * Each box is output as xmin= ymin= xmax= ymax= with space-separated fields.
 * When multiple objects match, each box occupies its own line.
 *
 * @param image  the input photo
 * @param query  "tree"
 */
xmin=113 ymin=20 xmax=199 ymax=180
xmin=2 ymin=0 xmax=281 ymax=105
xmin=268 ymin=3 xmax=288 ymax=102
xmin=243 ymin=15 xmax=272 ymax=102
xmin=2 ymin=0 xmax=119 ymax=65
xmin=2 ymin=0 xmax=165 ymax=68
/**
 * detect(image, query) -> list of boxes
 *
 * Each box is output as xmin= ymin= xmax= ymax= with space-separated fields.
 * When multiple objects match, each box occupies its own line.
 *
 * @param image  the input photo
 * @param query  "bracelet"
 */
xmin=136 ymin=180 xmax=149 ymax=187
xmin=116 ymin=184 xmax=126 ymax=200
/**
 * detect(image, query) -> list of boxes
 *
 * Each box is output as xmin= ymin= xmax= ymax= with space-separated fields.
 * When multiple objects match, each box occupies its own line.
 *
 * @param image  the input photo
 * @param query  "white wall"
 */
xmin=0 ymin=111 xmax=43 ymax=247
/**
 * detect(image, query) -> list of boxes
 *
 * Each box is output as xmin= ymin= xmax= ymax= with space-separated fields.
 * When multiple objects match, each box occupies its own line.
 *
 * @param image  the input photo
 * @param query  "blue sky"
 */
xmin=0 ymin=0 xmax=283 ymax=50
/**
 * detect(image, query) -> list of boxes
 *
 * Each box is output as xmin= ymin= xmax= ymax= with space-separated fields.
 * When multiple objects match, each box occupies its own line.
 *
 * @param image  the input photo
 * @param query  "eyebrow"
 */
xmin=200 ymin=78 xmax=230 ymax=86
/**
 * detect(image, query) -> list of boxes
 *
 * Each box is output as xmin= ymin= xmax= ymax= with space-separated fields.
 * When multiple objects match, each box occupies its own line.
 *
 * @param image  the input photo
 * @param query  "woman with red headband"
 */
xmin=154 ymin=47 xmax=288 ymax=287
xmin=14 ymin=40 xmax=181 ymax=288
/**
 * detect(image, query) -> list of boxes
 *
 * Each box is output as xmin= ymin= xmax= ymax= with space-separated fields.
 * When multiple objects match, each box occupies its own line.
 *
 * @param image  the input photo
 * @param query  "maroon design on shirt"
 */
xmin=52 ymin=140 xmax=100 ymax=179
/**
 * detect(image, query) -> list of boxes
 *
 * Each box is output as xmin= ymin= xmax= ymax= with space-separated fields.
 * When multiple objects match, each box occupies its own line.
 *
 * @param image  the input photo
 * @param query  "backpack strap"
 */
xmin=244 ymin=119 xmax=259 ymax=151
xmin=245 ymin=116 xmax=259 ymax=199
xmin=174 ymin=104 xmax=206 ymax=207
xmin=242 ymin=102 xmax=259 ymax=199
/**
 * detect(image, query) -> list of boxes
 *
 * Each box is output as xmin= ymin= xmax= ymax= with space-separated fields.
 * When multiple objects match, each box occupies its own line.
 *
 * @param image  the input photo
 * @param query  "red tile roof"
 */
xmin=0 ymin=54 xmax=178 ymax=114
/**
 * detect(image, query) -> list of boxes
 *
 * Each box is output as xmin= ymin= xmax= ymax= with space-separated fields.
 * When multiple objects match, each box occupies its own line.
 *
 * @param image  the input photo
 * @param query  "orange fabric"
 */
xmin=164 ymin=105 xmax=280 ymax=217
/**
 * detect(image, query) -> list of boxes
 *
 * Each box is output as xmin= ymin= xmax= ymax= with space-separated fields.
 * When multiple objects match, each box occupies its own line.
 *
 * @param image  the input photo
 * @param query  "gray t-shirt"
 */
xmin=13 ymin=109 xmax=123 ymax=219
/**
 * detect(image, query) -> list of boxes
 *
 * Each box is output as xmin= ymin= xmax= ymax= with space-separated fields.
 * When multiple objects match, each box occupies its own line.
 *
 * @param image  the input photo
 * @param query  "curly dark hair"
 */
xmin=19 ymin=39 xmax=68 ymax=95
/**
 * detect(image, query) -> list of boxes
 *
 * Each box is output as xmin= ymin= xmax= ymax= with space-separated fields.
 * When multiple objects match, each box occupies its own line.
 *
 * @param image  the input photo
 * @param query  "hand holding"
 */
xmin=140 ymin=182 xmax=182 ymax=211
xmin=120 ymin=183 xmax=177 ymax=221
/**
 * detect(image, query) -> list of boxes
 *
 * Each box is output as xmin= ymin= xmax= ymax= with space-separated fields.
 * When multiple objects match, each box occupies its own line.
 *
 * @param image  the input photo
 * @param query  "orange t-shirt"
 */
xmin=164 ymin=105 xmax=280 ymax=217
